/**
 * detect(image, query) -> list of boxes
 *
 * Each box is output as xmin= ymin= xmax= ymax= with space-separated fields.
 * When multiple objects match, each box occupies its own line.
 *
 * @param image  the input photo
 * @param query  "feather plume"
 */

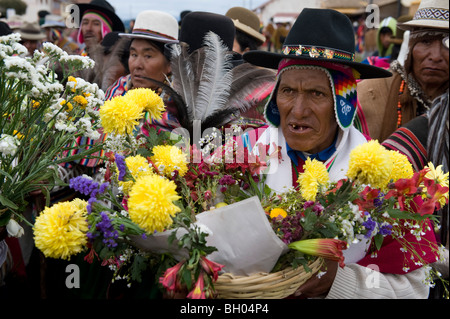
xmin=159 ymin=31 xmax=276 ymax=133
xmin=194 ymin=31 xmax=234 ymax=121
xmin=227 ymin=63 xmax=276 ymax=112
xmin=170 ymin=42 xmax=196 ymax=121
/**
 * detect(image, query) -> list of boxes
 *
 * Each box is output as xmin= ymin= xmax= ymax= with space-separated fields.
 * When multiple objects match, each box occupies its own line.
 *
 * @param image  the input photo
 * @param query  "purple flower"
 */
xmin=303 ymin=201 xmax=315 ymax=209
xmin=312 ymin=203 xmax=324 ymax=215
xmin=94 ymin=211 xmax=119 ymax=248
xmin=99 ymin=182 xmax=110 ymax=194
xmin=115 ymin=154 xmax=127 ymax=181
xmin=219 ymin=175 xmax=235 ymax=186
xmin=69 ymin=176 xmax=99 ymax=197
xmin=378 ymin=224 xmax=393 ymax=236
xmin=362 ymin=217 xmax=377 ymax=238
xmin=86 ymin=197 xmax=97 ymax=214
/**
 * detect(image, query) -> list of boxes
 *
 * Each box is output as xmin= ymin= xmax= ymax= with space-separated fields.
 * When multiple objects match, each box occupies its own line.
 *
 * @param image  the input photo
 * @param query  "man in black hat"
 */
xmin=243 ymin=8 xmax=439 ymax=299
xmin=76 ymin=0 xmax=125 ymax=56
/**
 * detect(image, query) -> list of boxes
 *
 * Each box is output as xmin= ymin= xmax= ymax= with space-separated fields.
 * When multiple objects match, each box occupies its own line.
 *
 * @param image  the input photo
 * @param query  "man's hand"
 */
xmin=294 ymin=259 xmax=338 ymax=298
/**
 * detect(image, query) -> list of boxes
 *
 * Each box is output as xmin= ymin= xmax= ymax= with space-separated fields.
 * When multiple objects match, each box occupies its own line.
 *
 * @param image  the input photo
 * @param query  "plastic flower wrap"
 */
xmin=0 ymin=34 xmax=103 ymax=231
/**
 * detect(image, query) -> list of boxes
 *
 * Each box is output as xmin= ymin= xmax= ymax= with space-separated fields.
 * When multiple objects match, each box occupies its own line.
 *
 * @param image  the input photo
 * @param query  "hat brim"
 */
xmin=77 ymin=3 xmax=125 ymax=32
xmin=119 ymin=32 xmax=179 ymax=44
xmin=398 ymin=20 xmax=449 ymax=30
xmin=243 ymin=50 xmax=392 ymax=79
xmin=232 ymin=19 xmax=266 ymax=44
xmin=19 ymin=32 xmax=46 ymax=40
xmin=41 ymin=22 xmax=66 ymax=28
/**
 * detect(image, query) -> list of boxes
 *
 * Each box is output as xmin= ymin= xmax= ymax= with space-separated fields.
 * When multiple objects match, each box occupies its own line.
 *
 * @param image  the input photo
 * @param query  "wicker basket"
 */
xmin=214 ymin=257 xmax=323 ymax=299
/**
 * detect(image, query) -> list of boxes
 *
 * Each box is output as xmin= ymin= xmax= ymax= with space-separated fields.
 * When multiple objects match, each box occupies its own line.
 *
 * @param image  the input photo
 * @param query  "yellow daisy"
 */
xmin=346 ymin=140 xmax=392 ymax=189
xmin=151 ymin=145 xmax=188 ymax=177
xmin=298 ymin=157 xmax=329 ymax=201
xmin=99 ymin=95 xmax=144 ymax=135
xmin=127 ymin=175 xmax=181 ymax=233
xmin=387 ymin=150 xmax=414 ymax=183
xmin=33 ymin=198 xmax=88 ymax=260
xmin=124 ymin=88 xmax=165 ymax=120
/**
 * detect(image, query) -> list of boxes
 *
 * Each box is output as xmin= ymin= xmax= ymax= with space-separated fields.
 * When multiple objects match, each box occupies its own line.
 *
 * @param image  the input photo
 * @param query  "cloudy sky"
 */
xmin=106 ymin=0 xmax=268 ymax=21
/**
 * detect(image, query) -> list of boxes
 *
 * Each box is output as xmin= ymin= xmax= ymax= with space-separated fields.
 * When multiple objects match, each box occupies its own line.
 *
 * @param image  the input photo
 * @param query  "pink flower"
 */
xmin=159 ymin=261 xmax=184 ymax=291
xmin=187 ymin=274 xmax=206 ymax=299
xmin=288 ymin=238 xmax=348 ymax=268
xmin=199 ymin=256 xmax=224 ymax=281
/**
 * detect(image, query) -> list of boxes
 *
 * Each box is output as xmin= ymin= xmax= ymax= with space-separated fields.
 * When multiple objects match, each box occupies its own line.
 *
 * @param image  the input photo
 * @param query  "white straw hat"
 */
xmin=399 ymin=0 xmax=449 ymax=30
xmin=119 ymin=10 xmax=179 ymax=44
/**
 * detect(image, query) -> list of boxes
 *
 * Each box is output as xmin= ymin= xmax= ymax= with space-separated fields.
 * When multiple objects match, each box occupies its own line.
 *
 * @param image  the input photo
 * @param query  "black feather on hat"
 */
xmin=243 ymin=8 xmax=392 ymax=79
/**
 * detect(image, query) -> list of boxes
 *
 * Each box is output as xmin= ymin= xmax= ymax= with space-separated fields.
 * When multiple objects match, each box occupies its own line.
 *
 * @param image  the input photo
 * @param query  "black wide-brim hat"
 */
xmin=243 ymin=8 xmax=392 ymax=79
xmin=179 ymin=11 xmax=235 ymax=53
xmin=77 ymin=0 xmax=125 ymax=32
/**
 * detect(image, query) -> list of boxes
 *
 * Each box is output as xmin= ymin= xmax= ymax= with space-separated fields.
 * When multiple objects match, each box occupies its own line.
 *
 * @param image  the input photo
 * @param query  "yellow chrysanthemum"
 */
xmin=423 ymin=162 xmax=449 ymax=206
xmin=118 ymin=155 xmax=153 ymax=194
xmin=387 ymin=150 xmax=414 ymax=183
xmin=33 ymin=198 xmax=88 ymax=260
xmin=151 ymin=145 xmax=188 ymax=177
xmin=127 ymin=175 xmax=181 ymax=233
xmin=99 ymin=95 xmax=144 ymax=134
xmin=298 ymin=157 xmax=330 ymax=201
xmin=124 ymin=88 xmax=165 ymax=120
xmin=270 ymin=208 xmax=288 ymax=219
xmin=346 ymin=140 xmax=392 ymax=189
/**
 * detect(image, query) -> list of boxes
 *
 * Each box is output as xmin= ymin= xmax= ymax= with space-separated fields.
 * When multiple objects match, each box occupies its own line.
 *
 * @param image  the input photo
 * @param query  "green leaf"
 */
xmin=374 ymin=233 xmax=384 ymax=251
xmin=130 ymin=254 xmax=147 ymax=283
xmin=302 ymin=211 xmax=318 ymax=231
xmin=0 ymin=194 xmax=19 ymax=210
xmin=181 ymin=267 xmax=192 ymax=290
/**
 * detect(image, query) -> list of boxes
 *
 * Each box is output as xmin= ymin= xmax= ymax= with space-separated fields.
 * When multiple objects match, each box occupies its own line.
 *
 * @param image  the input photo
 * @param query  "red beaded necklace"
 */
xmin=397 ymin=80 xmax=405 ymax=127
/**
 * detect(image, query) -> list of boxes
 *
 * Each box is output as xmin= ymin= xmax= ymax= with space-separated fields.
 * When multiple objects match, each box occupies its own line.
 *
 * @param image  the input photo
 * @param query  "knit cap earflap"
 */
xmin=264 ymin=58 xmax=360 ymax=131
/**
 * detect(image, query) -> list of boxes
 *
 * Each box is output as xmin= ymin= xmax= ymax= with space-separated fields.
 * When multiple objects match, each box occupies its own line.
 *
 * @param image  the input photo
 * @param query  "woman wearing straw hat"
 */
xmin=104 ymin=10 xmax=179 ymax=100
xmin=357 ymin=0 xmax=449 ymax=142
xmin=243 ymin=8 xmax=439 ymax=299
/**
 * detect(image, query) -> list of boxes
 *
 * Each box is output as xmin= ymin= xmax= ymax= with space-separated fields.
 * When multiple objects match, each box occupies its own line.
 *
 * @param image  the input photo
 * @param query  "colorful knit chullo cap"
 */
xmin=264 ymin=59 xmax=359 ymax=131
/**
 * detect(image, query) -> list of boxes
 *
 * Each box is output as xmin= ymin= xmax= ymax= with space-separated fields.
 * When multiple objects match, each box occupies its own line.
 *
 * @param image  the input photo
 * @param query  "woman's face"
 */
xmin=276 ymin=68 xmax=338 ymax=154
xmin=128 ymin=39 xmax=171 ymax=90
xmin=412 ymin=35 xmax=449 ymax=97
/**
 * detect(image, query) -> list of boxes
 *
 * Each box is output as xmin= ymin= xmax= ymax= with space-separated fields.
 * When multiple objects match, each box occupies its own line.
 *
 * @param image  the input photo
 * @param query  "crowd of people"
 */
xmin=0 ymin=0 xmax=448 ymax=300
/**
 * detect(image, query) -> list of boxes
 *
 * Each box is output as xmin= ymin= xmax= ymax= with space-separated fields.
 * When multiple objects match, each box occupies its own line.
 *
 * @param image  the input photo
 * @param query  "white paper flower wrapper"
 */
xmin=130 ymin=196 xmax=289 ymax=276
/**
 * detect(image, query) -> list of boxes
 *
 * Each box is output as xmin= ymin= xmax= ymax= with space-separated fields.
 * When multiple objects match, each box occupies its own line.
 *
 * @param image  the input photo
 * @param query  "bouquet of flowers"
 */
xmin=0 ymin=33 xmax=104 ymax=236
xmin=32 ymin=83 xmax=448 ymax=299
xmin=263 ymin=143 xmax=448 ymax=275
